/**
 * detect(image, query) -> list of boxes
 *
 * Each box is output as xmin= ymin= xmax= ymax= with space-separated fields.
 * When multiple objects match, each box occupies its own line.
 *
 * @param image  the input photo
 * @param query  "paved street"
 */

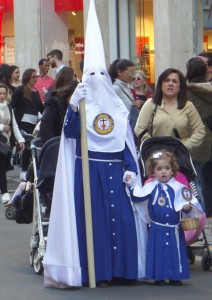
xmin=0 ymin=166 xmax=212 ymax=300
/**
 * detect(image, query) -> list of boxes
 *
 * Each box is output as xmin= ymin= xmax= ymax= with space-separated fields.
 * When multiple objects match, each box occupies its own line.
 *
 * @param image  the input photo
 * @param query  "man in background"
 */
xmin=47 ymin=49 xmax=65 ymax=77
xmin=34 ymin=59 xmax=54 ymax=103
xmin=198 ymin=51 xmax=212 ymax=81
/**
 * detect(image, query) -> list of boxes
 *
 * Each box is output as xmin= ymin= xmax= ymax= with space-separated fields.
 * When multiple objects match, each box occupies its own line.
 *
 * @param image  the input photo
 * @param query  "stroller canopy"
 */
xmin=36 ymin=136 xmax=60 ymax=193
xmin=139 ymin=136 xmax=196 ymax=180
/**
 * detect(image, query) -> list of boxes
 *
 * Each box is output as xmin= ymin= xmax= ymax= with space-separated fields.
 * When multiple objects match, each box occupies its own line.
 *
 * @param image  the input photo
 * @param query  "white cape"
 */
xmin=133 ymin=177 xmax=203 ymax=214
xmin=43 ymin=133 xmax=82 ymax=288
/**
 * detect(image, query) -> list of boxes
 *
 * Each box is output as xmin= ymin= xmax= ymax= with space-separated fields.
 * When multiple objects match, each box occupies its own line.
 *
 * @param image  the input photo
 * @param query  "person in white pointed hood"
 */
xmin=43 ymin=0 xmax=148 ymax=289
xmin=125 ymin=150 xmax=203 ymax=286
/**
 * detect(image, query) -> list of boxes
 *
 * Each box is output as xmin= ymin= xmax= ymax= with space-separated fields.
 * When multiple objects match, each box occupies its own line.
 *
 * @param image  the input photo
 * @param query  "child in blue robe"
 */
xmin=124 ymin=150 xmax=203 ymax=286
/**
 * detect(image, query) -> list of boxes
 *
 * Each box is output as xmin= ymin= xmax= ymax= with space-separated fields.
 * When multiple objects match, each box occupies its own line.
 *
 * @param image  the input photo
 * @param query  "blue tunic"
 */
xmin=133 ymin=182 xmax=189 ymax=281
xmin=64 ymin=107 xmax=138 ymax=283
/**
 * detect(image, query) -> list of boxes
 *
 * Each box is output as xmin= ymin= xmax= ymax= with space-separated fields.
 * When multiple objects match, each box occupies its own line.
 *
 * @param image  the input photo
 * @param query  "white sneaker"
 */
xmin=2 ymin=193 xmax=11 ymax=204
xmin=19 ymin=171 xmax=27 ymax=181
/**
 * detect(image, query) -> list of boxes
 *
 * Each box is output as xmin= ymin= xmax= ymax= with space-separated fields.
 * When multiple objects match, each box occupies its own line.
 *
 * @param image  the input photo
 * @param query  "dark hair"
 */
xmin=0 ymin=64 xmax=11 ymax=87
xmin=53 ymin=66 xmax=76 ymax=96
xmin=145 ymin=150 xmax=179 ymax=178
xmin=108 ymin=59 xmax=135 ymax=83
xmin=38 ymin=59 xmax=48 ymax=66
xmin=198 ymin=52 xmax=212 ymax=67
xmin=10 ymin=65 xmax=19 ymax=74
xmin=185 ymin=57 xmax=207 ymax=83
xmin=47 ymin=49 xmax=63 ymax=61
xmin=153 ymin=68 xmax=187 ymax=109
xmin=22 ymin=68 xmax=36 ymax=100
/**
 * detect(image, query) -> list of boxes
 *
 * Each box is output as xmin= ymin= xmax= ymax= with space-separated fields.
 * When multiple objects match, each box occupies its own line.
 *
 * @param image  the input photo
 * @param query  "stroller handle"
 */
xmin=173 ymin=128 xmax=181 ymax=140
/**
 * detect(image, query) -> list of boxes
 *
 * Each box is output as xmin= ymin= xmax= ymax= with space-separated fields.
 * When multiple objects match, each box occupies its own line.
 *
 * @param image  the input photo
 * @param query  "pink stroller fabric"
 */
xmin=144 ymin=172 xmax=189 ymax=186
xmin=144 ymin=172 xmax=206 ymax=246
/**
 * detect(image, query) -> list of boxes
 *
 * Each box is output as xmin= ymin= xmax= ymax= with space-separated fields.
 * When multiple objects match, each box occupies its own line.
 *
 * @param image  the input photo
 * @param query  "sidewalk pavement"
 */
xmin=7 ymin=165 xmax=21 ymax=193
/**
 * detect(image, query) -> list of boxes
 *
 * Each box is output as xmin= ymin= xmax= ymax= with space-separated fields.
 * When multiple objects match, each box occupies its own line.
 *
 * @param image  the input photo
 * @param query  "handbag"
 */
xmin=0 ymin=141 xmax=10 ymax=158
xmin=15 ymin=187 xmax=33 ymax=224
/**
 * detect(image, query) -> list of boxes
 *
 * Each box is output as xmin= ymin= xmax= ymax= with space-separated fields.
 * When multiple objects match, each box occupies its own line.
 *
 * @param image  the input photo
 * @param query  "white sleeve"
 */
xmin=12 ymin=110 xmax=25 ymax=143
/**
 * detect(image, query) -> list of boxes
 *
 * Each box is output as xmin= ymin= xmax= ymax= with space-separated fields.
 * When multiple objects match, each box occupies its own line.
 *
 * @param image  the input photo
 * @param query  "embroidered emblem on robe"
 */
xmin=93 ymin=113 xmax=114 ymax=135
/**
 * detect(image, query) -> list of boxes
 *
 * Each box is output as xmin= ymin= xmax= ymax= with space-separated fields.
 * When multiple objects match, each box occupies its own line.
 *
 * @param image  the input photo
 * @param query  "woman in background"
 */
xmin=131 ymin=70 xmax=152 ymax=104
xmin=40 ymin=66 xmax=78 ymax=146
xmin=0 ymin=83 xmax=25 ymax=203
xmin=134 ymin=68 xmax=205 ymax=152
xmin=108 ymin=59 xmax=142 ymax=131
xmin=10 ymin=65 xmax=22 ymax=93
xmin=10 ymin=68 xmax=43 ymax=180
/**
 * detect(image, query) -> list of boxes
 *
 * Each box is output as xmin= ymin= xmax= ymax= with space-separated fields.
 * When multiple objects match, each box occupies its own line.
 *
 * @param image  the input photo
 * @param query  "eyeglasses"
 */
xmin=133 ymin=77 xmax=142 ymax=81
xmin=32 ymin=75 xmax=38 ymax=79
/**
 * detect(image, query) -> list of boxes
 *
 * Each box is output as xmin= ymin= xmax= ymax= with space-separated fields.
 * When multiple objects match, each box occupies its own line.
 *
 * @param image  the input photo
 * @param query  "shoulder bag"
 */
xmin=0 ymin=134 xmax=10 ymax=158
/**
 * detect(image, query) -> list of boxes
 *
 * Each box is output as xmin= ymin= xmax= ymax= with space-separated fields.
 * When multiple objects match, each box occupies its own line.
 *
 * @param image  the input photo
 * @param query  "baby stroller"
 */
xmin=29 ymin=136 xmax=60 ymax=275
xmin=139 ymin=134 xmax=212 ymax=271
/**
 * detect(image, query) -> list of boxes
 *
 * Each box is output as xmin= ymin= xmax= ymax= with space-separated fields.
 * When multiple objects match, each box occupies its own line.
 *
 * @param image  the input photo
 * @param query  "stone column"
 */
xmin=14 ymin=0 xmax=41 ymax=73
xmin=153 ymin=0 xmax=203 ymax=80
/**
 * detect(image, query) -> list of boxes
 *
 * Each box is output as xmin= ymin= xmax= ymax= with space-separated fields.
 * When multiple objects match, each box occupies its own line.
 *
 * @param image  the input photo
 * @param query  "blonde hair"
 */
xmin=145 ymin=150 xmax=179 ymax=178
xmin=133 ymin=70 xmax=149 ymax=94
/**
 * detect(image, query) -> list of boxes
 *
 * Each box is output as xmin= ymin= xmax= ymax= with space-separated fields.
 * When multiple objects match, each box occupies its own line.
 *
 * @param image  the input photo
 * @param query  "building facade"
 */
xmin=0 ymin=0 xmax=211 ymax=83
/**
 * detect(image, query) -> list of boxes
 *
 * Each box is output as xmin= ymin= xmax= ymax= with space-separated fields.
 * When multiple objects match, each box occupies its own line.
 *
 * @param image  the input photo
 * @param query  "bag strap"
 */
xmin=149 ymin=104 xmax=157 ymax=137
xmin=7 ymin=105 xmax=13 ymax=127
xmin=114 ymin=83 xmax=133 ymax=102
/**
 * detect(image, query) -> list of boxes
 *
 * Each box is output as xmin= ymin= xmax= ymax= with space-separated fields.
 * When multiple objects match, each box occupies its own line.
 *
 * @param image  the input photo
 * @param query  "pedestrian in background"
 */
xmin=108 ymin=59 xmax=142 ymax=131
xmin=135 ymin=68 xmax=205 ymax=153
xmin=9 ymin=65 xmax=22 ymax=94
xmin=131 ymin=70 xmax=152 ymax=104
xmin=186 ymin=57 xmax=212 ymax=214
xmin=34 ymin=59 xmax=54 ymax=104
xmin=47 ymin=49 xmax=65 ymax=77
xmin=0 ymin=83 xmax=25 ymax=203
xmin=40 ymin=66 xmax=77 ymax=146
xmin=10 ymin=68 xmax=43 ymax=181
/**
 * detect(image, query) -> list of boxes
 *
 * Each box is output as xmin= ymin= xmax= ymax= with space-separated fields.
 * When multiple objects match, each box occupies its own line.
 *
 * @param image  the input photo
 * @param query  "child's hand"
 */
xmin=123 ymin=171 xmax=137 ymax=188
xmin=182 ymin=203 xmax=191 ymax=211
xmin=125 ymin=174 xmax=132 ymax=182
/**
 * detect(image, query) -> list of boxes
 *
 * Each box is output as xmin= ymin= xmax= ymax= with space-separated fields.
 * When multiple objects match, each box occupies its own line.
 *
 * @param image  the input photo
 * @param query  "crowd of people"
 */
xmin=0 ymin=45 xmax=212 ymax=288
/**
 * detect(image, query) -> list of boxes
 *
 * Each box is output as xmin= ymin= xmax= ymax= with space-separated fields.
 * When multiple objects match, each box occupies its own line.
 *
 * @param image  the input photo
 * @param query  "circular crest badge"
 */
xmin=93 ymin=113 xmax=114 ymax=135
xmin=181 ymin=187 xmax=192 ymax=201
xmin=158 ymin=196 xmax=166 ymax=206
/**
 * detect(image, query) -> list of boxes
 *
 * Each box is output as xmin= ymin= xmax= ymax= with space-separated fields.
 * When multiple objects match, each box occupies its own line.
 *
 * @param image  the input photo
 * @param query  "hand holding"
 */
xmin=19 ymin=142 xmax=25 ymax=150
xmin=69 ymin=83 xmax=86 ymax=107
xmin=123 ymin=171 xmax=137 ymax=188
xmin=182 ymin=203 xmax=191 ymax=211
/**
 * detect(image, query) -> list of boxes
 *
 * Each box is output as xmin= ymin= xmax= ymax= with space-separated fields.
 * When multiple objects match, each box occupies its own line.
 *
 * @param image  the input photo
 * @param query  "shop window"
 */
xmin=0 ymin=0 xmax=14 ymax=64
xmin=54 ymin=0 xmax=84 ymax=79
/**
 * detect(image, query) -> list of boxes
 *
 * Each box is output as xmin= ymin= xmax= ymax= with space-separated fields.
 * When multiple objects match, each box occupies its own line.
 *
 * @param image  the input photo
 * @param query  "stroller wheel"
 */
xmin=187 ymin=247 xmax=195 ymax=264
xmin=29 ymin=248 xmax=36 ymax=267
xmin=201 ymin=254 xmax=212 ymax=271
xmin=5 ymin=207 xmax=16 ymax=220
xmin=33 ymin=250 xmax=44 ymax=275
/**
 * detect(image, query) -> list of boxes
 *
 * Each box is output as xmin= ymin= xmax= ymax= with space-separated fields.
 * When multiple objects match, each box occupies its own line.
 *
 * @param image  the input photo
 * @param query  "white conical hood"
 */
xmin=82 ymin=0 xmax=129 ymax=153
xmin=83 ymin=0 xmax=106 ymax=71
